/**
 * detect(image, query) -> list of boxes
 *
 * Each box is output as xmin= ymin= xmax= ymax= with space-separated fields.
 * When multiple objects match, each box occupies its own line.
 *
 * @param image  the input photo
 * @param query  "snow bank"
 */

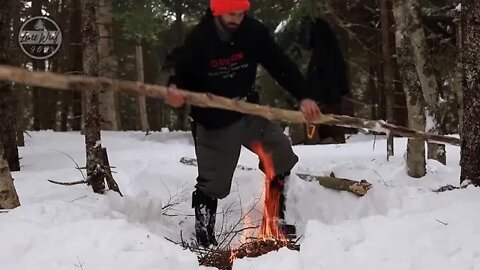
xmin=1 ymin=130 xmax=478 ymax=270
xmin=0 ymin=194 xmax=198 ymax=270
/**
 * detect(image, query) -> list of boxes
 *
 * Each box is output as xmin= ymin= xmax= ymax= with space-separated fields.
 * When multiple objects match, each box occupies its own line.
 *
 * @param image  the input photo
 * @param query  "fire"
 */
xmin=230 ymin=142 xmax=287 ymax=263
xmin=251 ymin=141 xmax=286 ymax=242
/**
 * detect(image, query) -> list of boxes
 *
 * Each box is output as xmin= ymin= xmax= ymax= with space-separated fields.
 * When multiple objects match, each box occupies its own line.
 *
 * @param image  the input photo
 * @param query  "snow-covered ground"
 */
xmin=1 ymin=130 xmax=479 ymax=270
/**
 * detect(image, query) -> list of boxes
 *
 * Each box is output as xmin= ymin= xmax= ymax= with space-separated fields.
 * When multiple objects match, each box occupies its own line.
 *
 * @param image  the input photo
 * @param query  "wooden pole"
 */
xmin=0 ymin=64 xmax=461 ymax=146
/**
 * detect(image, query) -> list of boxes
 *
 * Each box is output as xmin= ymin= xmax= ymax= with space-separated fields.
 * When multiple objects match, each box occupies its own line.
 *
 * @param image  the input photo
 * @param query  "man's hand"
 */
xmin=166 ymin=84 xmax=186 ymax=108
xmin=300 ymin=99 xmax=322 ymax=120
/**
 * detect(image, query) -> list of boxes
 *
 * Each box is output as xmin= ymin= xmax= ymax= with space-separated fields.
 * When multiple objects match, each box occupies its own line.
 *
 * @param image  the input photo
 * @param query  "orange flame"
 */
xmin=251 ymin=141 xmax=285 ymax=241
xmin=230 ymin=142 xmax=286 ymax=263
xmin=230 ymin=248 xmax=239 ymax=263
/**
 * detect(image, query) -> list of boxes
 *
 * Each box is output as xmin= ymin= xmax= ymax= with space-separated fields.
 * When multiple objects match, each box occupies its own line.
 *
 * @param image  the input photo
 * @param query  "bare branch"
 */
xmin=74 ymin=256 xmax=85 ymax=269
xmin=47 ymin=179 xmax=88 ymax=186
xmin=436 ymin=219 xmax=448 ymax=226
xmin=49 ymin=149 xmax=86 ymax=180
xmin=70 ymin=196 xmax=88 ymax=203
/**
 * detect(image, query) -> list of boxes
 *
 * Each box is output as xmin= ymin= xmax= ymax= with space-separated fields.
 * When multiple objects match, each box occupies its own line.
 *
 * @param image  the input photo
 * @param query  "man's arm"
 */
xmin=169 ymin=32 xmax=201 ymax=91
xmin=166 ymin=31 xmax=201 ymax=108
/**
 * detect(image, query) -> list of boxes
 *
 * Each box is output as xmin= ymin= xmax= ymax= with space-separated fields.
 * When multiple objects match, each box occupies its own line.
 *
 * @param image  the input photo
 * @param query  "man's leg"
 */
xmin=242 ymin=116 xmax=298 ymax=237
xmin=193 ymin=121 xmax=243 ymax=247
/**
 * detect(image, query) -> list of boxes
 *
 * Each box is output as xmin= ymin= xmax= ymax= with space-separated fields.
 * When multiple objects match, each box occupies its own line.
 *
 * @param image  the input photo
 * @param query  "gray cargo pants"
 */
xmin=193 ymin=115 xmax=298 ymax=199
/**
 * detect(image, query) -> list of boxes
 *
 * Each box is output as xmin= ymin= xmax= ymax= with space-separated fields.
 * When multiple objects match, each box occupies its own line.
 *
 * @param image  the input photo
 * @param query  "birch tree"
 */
xmin=393 ymin=0 xmax=426 ymax=178
xmin=460 ymin=0 xmax=480 ymax=186
xmin=408 ymin=0 xmax=447 ymax=165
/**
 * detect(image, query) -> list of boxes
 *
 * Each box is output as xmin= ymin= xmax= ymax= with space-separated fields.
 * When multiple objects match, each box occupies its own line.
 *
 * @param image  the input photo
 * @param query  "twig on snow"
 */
xmin=48 ymin=179 xmax=88 ymax=186
xmin=436 ymin=219 xmax=448 ymax=226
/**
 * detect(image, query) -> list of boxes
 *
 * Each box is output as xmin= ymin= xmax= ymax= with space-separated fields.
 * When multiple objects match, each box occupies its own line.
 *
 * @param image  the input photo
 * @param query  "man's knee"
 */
xmin=195 ymin=176 xmax=232 ymax=199
xmin=270 ymin=134 xmax=298 ymax=175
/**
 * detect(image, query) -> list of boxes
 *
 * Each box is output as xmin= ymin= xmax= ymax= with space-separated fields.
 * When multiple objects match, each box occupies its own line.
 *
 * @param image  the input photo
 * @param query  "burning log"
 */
xmin=230 ymin=238 xmax=300 ymax=260
xmin=166 ymin=236 xmax=299 ymax=270
xmin=203 ymin=239 xmax=299 ymax=270
xmin=182 ymin=239 xmax=299 ymax=270
xmin=0 ymin=65 xmax=461 ymax=146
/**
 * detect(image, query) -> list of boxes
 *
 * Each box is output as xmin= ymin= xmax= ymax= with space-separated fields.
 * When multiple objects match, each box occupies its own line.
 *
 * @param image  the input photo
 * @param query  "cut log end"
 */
xmin=296 ymin=173 xmax=372 ymax=196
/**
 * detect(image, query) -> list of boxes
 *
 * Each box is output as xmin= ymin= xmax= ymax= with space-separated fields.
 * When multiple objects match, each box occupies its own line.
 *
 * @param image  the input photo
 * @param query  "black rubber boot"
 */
xmin=192 ymin=189 xmax=218 ymax=247
xmin=271 ymin=172 xmax=297 ymax=240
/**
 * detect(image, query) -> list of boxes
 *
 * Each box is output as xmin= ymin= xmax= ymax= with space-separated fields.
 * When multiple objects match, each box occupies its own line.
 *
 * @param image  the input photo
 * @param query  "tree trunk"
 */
xmin=0 ymin=81 xmax=21 ymax=172
xmin=82 ymin=0 xmax=106 ymax=194
xmin=59 ymin=91 xmax=69 ymax=131
xmin=135 ymin=41 xmax=149 ymax=131
xmin=460 ymin=0 xmax=480 ymax=186
xmin=379 ymin=0 xmax=395 ymax=159
xmin=58 ymin=0 xmax=71 ymax=132
xmin=367 ymin=51 xmax=379 ymax=120
xmin=407 ymin=0 xmax=446 ymax=165
xmin=36 ymin=1 xmax=58 ymax=131
xmin=97 ymin=0 xmax=119 ymax=131
xmin=393 ymin=0 xmax=426 ymax=178
xmin=14 ymin=83 xmax=26 ymax=146
xmin=32 ymin=0 xmax=44 ymax=131
xmin=0 ymin=142 xmax=20 ymax=209
xmin=12 ymin=0 xmax=25 ymax=146
xmin=453 ymin=13 xmax=463 ymax=138
xmin=71 ymin=0 xmax=83 ymax=131
xmin=0 ymin=1 xmax=20 ymax=172
xmin=388 ymin=0 xmax=408 ymax=129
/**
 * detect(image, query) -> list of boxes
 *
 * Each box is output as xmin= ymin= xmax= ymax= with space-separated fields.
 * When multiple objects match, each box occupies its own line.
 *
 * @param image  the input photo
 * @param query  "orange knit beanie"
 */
xmin=210 ymin=0 xmax=251 ymax=16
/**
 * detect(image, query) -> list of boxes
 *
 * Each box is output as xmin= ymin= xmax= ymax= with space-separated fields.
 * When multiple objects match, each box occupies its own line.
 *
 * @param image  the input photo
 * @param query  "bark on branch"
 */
xmin=296 ymin=173 xmax=372 ymax=196
xmin=0 ymin=65 xmax=461 ymax=146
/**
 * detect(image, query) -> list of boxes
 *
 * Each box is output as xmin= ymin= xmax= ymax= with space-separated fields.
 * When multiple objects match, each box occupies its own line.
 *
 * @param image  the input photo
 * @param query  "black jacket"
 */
xmin=299 ymin=17 xmax=349 ymax=105
xmin=171 ymin=9 xmax=311 ymax=129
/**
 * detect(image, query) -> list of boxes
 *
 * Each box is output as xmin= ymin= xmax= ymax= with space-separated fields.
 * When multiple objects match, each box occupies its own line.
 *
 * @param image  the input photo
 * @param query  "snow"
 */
xmin=455 ymin=3 xmax=462 ymax=11
xmin=2 ymin=130 xmax=480 ymax=270
xmin=274 ymin=16 xmax=291 ymax=34
xmin=425 ymin=110 xmax=437 ymax=132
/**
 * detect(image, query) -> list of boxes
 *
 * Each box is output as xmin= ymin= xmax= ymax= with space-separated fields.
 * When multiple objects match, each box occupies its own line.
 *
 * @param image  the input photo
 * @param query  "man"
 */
xmin=166 ymin=0 xmax=321 ymax=247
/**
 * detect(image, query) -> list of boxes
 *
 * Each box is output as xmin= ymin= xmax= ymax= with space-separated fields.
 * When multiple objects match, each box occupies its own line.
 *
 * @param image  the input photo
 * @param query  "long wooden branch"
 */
xmin=0 ymin=64 xmax=461 ymax=146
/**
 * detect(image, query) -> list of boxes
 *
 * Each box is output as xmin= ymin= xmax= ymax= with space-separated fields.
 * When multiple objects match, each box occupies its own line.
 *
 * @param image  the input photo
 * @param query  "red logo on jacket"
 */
xmin=210 ymin=52 xmax=244 ymax=68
